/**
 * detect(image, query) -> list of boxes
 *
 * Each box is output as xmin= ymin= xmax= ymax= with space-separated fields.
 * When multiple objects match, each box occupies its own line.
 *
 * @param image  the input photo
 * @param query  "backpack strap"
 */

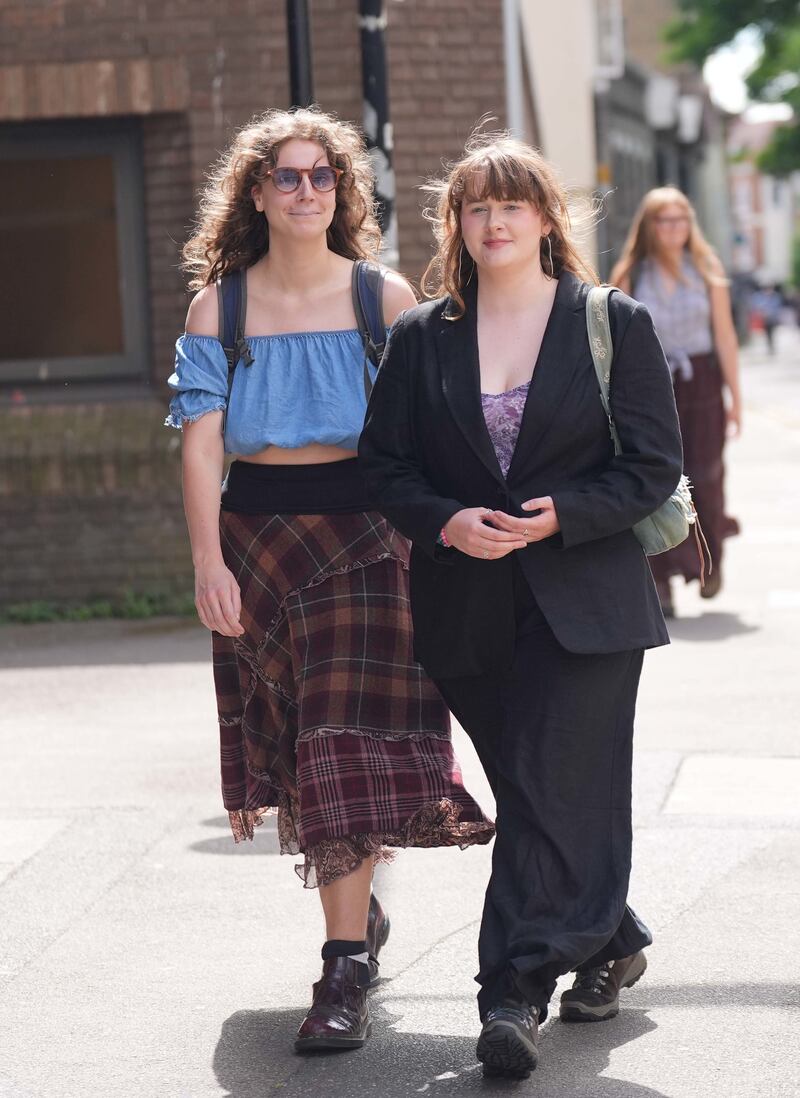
xmin=585 ymin=285 xmax=622 ymax=456
xmin=351 ymin=259 xmax=387 ymax=399
xmin=216 ymin=268 xmax=253 ymax=433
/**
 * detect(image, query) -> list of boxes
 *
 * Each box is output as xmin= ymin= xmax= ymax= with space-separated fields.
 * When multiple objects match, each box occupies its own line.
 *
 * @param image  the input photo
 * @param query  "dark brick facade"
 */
xmin=0 ymin=0 xmax=505 ymax=610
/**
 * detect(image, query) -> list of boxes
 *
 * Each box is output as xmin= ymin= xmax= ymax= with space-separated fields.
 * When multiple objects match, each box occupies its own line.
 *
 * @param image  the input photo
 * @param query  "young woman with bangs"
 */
xmin=166 ymin=107 xmax=493 ymax=1054
xmin=360 ymin=135 xmax=683 ymax=1077
xmin=611 ymin=187 xmax=742 ymax=616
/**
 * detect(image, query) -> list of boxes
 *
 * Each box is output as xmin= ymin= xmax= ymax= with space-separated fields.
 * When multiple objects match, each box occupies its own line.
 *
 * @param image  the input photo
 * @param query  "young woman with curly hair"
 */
xmin=166 ymin=107 xmax=493 ymax=1053
xmin=360 ymin=134 xmax=682 ymax=1077
xmin=611 ymin=187 xmax=741 ymax=615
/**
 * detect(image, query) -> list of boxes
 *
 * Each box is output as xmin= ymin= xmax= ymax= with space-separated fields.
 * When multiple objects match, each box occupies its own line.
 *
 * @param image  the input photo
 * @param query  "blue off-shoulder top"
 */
xmin=165 ymin=330 xmax=378 ymax=455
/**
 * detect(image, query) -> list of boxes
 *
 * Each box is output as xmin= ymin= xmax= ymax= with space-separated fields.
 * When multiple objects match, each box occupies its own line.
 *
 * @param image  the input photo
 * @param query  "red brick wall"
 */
xmin=0 ymin=0 xmax=506 ymax=609
xmin=389 ymin=0 xmax=506 ymax=280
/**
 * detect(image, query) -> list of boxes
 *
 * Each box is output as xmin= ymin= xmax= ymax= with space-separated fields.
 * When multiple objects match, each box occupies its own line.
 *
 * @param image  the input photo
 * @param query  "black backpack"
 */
xmin=216 ymin=260 xmax=387 ymax=431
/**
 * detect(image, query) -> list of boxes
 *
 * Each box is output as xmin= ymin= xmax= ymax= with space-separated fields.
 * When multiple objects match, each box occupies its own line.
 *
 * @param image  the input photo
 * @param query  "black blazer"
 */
xmin=359 ymin=272 xmax=683 ymax=678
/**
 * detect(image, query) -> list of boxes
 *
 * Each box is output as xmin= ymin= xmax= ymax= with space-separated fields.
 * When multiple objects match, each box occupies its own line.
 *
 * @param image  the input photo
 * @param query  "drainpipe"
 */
xmin=287 ymin=0 xmax=314 ymax=107
xmin=503 ymin=0 xmax=524 ymax=137
xmin=358 ymin=0 xmax=398 ymax=266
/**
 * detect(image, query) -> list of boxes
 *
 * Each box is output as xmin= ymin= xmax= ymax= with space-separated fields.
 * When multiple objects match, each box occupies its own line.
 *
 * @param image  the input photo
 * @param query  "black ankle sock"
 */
xmin=321 ymin=939 xmax=371 ymax=988
xmin=321 ymin=939 xmax=367 ymax=961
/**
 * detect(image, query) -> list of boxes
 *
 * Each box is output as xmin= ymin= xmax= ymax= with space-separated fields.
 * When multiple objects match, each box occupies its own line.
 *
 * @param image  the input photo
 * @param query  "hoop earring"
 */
xmin=542 ymin=234 xmax=554 ymax=279
xmin=459 ymin=242 xmax=475 ymax=287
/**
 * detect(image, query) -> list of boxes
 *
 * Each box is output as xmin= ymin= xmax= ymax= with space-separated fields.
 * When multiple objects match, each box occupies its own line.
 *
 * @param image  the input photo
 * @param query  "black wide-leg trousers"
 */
xmin=435 ymin=563 xmax=652 ymax=1020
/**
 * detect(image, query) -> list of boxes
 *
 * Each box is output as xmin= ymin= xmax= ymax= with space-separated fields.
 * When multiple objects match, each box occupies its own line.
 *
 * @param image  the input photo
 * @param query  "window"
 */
xmin=0 ymin=120 xmax=148 ymax=386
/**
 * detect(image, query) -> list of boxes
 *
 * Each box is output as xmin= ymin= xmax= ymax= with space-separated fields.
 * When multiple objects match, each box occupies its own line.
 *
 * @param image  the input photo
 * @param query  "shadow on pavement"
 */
xmin=213 ymin=1000 xmax=667 ymax=1098
xmin=189 ymin=814 xmax=281 ymax=856
xmin=666 ymin=612 xmax=759 ymax=642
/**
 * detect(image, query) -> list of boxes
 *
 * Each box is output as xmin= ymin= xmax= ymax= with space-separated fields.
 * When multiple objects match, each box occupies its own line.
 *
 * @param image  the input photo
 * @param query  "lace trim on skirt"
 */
xmin=228 ymin=794 xmax=493 ymax=889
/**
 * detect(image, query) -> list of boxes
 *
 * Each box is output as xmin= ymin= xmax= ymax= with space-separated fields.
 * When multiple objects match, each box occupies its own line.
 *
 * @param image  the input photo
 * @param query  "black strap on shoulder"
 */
xmin=351 ymin=259 xmax=387 ymax=400
xmin=216 ymin=268 xmax=253 ymax=432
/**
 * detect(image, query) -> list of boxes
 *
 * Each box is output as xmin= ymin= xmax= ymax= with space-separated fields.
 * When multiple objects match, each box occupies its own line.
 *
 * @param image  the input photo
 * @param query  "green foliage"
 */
xmin=666 ymin=2 xmax=800 ymax=64
xmin=666 ymin=1 xmax=800 ymax=174
xmin=757 ymin=121 xmax=800 ymax=172
xmin=0 ymin=590 xmax=195 ymax=625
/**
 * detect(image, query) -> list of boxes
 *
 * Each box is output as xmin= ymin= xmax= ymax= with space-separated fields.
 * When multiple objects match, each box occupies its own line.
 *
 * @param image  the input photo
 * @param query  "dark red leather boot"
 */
xmin=295 ymin=956 xmax=371 ymax=1052
xmin=365 ymin=892 xmax=391 ymax=988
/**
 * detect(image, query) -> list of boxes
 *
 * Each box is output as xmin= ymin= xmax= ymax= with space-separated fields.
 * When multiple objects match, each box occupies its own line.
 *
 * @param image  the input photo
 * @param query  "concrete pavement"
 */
xmin=1 ymin=330 xmax=798 ymax=1097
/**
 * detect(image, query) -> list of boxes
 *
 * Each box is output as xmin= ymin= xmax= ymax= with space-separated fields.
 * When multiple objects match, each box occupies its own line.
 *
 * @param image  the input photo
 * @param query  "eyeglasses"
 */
xmin=264 ymin=166 xmax=343 ymax=193
xmin=654 ymin=215 xmax=689 ymax=227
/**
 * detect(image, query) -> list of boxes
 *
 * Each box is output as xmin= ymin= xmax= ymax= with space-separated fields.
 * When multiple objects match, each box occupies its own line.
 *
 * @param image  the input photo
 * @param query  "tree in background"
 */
xmin=666 ymin=0 xmax=800 ymax=174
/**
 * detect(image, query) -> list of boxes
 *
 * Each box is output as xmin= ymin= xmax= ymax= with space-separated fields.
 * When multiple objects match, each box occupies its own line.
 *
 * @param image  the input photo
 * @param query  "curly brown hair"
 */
xmin=182 ymin=107 xmax=382 ymax=289
xmin=421 ymin=131 xmax=599 ymax=318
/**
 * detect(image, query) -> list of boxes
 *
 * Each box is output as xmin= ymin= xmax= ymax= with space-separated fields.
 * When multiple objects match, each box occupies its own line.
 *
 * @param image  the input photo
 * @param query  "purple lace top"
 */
xmin=481 ymin=380 xmax=531 ymax=478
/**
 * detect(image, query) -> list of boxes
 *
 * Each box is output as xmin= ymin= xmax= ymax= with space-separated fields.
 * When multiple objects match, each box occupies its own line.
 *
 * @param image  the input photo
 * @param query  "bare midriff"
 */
xmin=237 ymin=443 xmax=358 ymax=465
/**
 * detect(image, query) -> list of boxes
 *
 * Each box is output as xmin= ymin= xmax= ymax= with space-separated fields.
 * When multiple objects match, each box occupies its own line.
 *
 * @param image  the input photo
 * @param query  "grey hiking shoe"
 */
xmin=476 ymin=1000 xmax=539 ymax=1078
xmin=559 ymin=950 xmax=647 ymax=1022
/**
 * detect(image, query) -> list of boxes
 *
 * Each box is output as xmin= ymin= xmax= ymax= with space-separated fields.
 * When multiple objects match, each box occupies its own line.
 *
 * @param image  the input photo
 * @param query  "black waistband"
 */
xmin=220 ymin=458 xmax=374 ymax=515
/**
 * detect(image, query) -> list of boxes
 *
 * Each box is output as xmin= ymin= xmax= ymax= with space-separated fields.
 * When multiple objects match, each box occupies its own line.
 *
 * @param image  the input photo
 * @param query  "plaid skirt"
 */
xmin=649 ymin=352 xmax=739 ymax=584
xmin=213 ymin=508 xmax=494 ymax=886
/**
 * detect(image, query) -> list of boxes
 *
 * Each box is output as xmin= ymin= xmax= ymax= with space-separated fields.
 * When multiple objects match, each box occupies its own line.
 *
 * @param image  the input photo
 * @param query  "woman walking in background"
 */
xmin=166 ymin=107 xmax=493 ymax=1054
xmin=611 ymin=187 xmax=741 ymax=615
xmin=361 ymin=134 xmax=682 ymax=1078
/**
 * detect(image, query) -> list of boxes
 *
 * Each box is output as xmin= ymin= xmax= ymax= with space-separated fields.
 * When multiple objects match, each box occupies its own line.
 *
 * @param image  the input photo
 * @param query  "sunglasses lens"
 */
xmin=311 ymin=167 xmax=338 ymax=191
xmin=273 ymin=168 xmax=302 ymax=192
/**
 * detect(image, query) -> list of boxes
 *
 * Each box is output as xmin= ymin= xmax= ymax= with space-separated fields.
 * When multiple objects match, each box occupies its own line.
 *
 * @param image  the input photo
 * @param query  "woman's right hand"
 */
xmin=443 ymin=508 xmax=528 ymax=560
xmin=194 ymin=560 xmax=244 ymax=636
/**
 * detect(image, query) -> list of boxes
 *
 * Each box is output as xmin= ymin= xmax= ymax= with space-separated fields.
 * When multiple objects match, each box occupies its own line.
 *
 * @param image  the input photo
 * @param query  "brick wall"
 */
xmin=389 ymin=0 xmax=506 ymax=280
xmin=0 ymin=0 xmax=506 ymax=610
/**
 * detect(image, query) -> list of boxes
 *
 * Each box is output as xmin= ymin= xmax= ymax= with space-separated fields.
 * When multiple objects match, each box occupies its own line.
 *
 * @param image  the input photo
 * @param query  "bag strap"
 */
xmin=351 ymin=259 xmax=387 ymax=399
xmin=585 ymin=285 xmax=623 ymax=455
xmin=216 ymin=268 xmax=253 ymax=432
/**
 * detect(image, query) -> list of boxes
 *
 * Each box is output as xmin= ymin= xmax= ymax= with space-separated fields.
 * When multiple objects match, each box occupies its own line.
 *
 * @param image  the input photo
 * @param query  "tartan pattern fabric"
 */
xmin=213 ymin=509 xmax=494 ymax=885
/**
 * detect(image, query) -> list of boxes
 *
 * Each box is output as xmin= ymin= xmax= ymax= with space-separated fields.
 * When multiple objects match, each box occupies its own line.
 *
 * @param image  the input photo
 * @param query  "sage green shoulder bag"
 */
xmin=585 ymin=286 xmax=696 ymax=557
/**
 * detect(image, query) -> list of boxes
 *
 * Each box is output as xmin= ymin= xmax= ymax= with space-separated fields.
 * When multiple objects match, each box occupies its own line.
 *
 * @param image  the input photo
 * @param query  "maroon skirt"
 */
xmin=650 ymin=352 xmax=739 ymax=585
xmin=212 ymin=501 xmax=494 ymax=887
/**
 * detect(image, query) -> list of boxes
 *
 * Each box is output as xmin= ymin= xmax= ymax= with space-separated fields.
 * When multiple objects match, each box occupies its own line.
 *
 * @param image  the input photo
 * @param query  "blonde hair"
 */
xmin=610 ymin=186 xmax=727 ymax=289
xmin=182 ymin=107 xmax=381 ymax=289
xmin=421 ymin=131 xmax=599 ymax=318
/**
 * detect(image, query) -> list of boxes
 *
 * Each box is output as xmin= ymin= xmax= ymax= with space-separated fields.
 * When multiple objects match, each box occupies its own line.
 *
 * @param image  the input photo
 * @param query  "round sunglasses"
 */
xmin=265 ymin=166 xmax=343 ymax=193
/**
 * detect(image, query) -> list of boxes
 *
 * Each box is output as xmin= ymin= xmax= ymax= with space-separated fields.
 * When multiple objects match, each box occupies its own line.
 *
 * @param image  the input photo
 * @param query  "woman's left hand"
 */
xmin=488 ymin=496 xmax=561 ymax=543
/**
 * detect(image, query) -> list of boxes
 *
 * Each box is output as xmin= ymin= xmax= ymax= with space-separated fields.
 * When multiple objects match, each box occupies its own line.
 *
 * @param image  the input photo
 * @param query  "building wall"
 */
xmin=0 ymin=0 xmax=505 ymax=610
xmin=619 ymin=0 xmax=733 ymax=264
xmin=728 ymin=120 xmax=799 ymax=285
xmin=621 ymin=0 xmax=688 ymax=76
xmin=519 ymin=0 xmax=599 ymax=271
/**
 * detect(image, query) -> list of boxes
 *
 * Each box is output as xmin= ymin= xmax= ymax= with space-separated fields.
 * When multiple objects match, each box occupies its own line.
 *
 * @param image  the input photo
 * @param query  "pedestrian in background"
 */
xmin=750 ymin=284 xmax=783 ymax=355
xmin=166 ymin=107 xmax=493 ymax=1054
xmin=611 ymin=186 xmax=741 ymax=614
xmin=360 ymin=134 xmax=682 ymax=1079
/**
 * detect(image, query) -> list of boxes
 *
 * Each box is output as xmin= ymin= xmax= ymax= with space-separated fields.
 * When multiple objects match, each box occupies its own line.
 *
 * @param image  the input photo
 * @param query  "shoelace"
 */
xmin=575 ymin=966 xmax=611 ymax=993
xmin=487 ymin=1001 xmax=536 ymax=1028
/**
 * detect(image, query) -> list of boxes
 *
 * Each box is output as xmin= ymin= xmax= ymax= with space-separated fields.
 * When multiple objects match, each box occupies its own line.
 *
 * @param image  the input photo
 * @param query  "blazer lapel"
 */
xmin=435 ymin=279 xmax=505 ymax=483
xmin=506 ymin=272 xmax=590 ymax=482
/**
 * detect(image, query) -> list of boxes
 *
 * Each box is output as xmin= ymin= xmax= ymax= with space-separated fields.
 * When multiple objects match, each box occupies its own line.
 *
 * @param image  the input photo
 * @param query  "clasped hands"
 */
xmin=443 ymin=497 xmax=560 ymax=560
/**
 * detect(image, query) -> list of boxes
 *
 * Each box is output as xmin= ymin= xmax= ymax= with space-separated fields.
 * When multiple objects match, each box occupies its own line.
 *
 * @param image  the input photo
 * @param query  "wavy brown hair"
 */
xmin=610 ymin=186 xmax=728 ymax=289
xmin=421 ymin=132 xmax=599 ymax=318
xmin=182 ymin=107 xmax=382 ymax=289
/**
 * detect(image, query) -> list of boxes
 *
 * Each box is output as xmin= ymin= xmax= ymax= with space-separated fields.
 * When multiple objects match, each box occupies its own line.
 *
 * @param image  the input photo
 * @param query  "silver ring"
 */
xmin=482 ymin=550 xmax=489 ymax=559
xmin=522 ymin=527 xmax=529 ymax=537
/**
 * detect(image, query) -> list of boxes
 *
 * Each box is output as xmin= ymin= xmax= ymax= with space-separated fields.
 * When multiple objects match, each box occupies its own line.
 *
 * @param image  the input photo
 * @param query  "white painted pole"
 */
xmin=503 ymin=0 xmax=524 ymax=138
